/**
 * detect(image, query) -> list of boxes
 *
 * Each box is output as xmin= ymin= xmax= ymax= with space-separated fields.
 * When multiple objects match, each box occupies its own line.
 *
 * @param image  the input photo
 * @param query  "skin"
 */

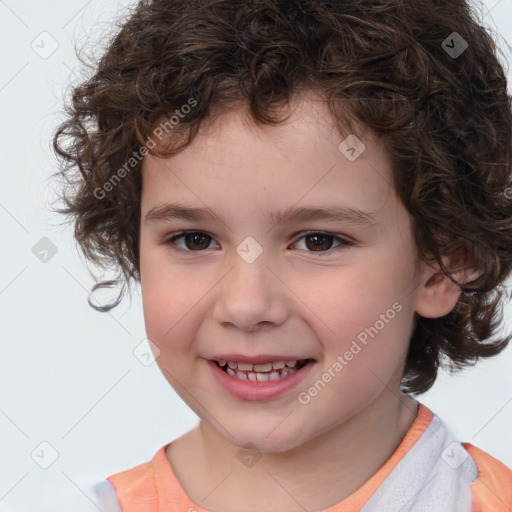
xmin=138 ymin=90 xmax=466 ymax=512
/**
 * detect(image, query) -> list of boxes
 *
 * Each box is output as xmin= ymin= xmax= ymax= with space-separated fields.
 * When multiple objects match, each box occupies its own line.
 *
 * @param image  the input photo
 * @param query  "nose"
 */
xmin=212 ymin=250 xmax=289 ymax=332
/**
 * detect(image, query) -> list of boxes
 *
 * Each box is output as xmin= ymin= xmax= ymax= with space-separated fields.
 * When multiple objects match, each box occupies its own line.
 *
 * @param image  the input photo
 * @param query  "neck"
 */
xmin=190 ymin=390 xmax=418 ymax=512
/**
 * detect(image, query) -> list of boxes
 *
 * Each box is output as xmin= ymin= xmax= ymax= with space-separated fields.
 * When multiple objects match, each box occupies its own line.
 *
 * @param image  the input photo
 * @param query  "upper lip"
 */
xmin=209 ymin=354 xmax=313 ymax=364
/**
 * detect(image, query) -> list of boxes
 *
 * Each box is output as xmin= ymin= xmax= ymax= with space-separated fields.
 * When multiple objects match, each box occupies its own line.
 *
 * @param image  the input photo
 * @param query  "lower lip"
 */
xmin=207 ymin=359 xmax=315 ymax=401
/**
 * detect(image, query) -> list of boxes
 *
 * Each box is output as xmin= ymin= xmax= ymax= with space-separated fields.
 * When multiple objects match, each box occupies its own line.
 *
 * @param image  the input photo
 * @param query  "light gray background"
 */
xmin=1 ymin=0 xmax=511 ymax=510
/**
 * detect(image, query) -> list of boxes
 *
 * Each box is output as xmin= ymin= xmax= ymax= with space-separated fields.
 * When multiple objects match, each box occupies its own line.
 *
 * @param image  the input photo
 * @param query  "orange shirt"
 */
xmin=106 ymin=404 xmax=512 ymax=511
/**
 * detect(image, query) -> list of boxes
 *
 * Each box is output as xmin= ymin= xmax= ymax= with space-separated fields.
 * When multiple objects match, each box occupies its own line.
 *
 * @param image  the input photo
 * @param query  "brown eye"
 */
xmin=293 ymin=232 xmax=353 ymax=256
xmin=184 ymin=233 xmax=212 ymax=250
xmin=166 ymin=232 xmax=215 ymax=251
xmin=303 ymin=233 xmax=334 ymax=251
xmin=164 ymin=230 xmax=354 ymax=256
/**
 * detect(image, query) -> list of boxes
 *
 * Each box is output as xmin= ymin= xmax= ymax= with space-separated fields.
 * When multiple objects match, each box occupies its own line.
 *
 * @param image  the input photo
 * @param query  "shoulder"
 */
xmin=93 ymin=480 xmax=123 ymax=512
xmin=106 ymin=452 xmax=161 ymax=509
xmin=463 ymin=442 xmax=512 ymax=511
xmin=103 ymin=439 xmax=195 ymax=511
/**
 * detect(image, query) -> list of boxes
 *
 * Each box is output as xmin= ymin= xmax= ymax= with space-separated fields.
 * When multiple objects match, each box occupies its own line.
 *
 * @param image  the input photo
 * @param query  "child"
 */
xmin=52 ymin=0 xmax=512 ymax=510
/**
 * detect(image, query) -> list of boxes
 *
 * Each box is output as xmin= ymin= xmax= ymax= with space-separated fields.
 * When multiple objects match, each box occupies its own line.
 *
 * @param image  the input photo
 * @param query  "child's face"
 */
xmin=139 ymin=93 xmax=429 ymax=452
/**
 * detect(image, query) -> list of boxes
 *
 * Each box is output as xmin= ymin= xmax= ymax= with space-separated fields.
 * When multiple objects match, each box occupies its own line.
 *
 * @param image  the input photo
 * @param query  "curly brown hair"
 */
xmin=51 ymin=0 xmax=512 ymax=395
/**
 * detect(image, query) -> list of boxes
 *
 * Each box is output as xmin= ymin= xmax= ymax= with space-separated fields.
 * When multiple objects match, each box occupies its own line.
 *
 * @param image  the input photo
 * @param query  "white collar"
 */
xmin=361 ymin=410 xmax=478 ymax=512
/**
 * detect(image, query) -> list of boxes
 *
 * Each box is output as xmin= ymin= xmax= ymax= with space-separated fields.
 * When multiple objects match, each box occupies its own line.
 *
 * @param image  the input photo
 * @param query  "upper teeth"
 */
xmin=219 ymin=360 xmax=300 ymax=372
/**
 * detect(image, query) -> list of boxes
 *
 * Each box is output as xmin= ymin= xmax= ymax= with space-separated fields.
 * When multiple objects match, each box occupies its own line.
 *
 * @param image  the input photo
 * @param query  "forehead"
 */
xmin=141 ymin=93 xmax=397 ymax=225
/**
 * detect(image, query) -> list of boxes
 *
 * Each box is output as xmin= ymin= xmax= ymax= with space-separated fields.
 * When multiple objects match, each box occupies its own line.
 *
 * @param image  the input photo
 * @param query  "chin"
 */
xmin=224 ymin=423 xmax=309 ymax=455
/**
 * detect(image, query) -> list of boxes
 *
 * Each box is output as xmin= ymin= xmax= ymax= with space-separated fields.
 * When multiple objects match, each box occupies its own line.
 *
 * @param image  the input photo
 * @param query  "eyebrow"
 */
xmin=144 ymin=202 xmax=378 ymax=227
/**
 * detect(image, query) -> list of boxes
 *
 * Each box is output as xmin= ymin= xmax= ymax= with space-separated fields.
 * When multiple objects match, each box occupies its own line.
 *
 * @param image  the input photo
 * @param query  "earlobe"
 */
xmin=414 ymin=254 xmax=477 ymax=319
xmin=414 ymin=270 xmax=463 ymax=319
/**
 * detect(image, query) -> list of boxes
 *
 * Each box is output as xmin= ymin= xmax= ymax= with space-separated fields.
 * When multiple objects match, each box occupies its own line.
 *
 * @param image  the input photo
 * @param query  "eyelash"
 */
xmin=162 ymin=231 xmax=355 ymax=257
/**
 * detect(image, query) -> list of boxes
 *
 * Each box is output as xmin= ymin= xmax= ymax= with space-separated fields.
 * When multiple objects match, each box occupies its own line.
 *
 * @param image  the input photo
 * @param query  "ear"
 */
xmin=414 ymin=249 xmax=476 ymax=319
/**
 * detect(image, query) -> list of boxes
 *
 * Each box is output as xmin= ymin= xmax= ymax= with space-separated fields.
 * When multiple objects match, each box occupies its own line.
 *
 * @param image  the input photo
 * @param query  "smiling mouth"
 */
xmin=214 ymin=359 xmax=313 ymax=381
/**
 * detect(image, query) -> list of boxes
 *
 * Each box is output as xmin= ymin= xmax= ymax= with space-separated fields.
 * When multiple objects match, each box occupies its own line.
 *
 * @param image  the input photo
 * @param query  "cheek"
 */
xmin=291 ymin=257 xmax=414 ymax=384
xmin=296 ymin=263 xmax=408 ymax=337
xmin=141 ymin=278 xmax=203 ymax=387
xmin=142 ymin=280 xmax=198 ymax=347
xmin=140 ymin=246 xmax=199 ymax=351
